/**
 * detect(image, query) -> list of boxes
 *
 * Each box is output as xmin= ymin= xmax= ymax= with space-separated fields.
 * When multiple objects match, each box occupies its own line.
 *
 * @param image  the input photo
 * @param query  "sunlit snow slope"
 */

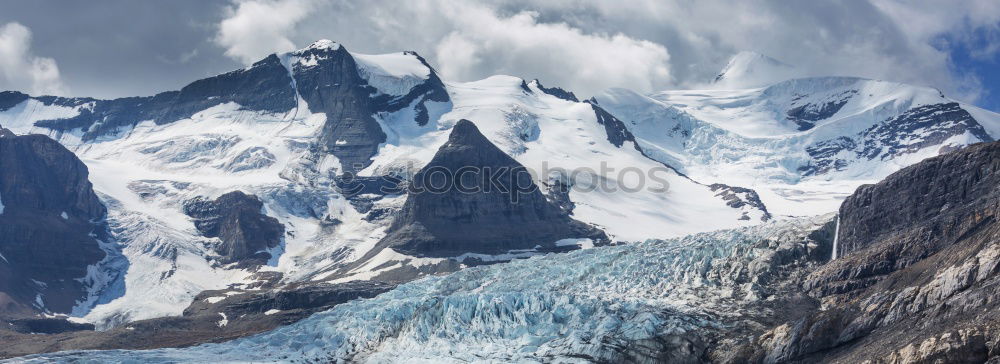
xmin=596 ymin=75 xmax=1000 ymax=216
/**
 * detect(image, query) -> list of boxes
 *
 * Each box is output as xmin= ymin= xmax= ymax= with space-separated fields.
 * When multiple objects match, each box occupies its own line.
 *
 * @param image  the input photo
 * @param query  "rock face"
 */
xmin=289 ymin=42 xmax=388 ymax=173
xmin=589 ymin=101 xmax=638 ymax=148
xmin=0 ymin=129 xmax=108 ymax=314
xmin=835 ymin=139 xmax=1000 ymax=259
xmin=785 ymin=90 xmax=855 ymax=131
xmin=709 ymin=183 xmax=772 ymax=221
xmin=532 ymin=79 xmax=579 ymax=102
xmin=377 ymin=119 xmax=607 ymax=258
xmin=800 ymin=102 xmax=993 ymax=175
xmin=292 ymin=42 xmax=449 ymax=173
xmin=731 ymin=141 xmax=1000 ymax=362
xmin=183 ymin=191 xmax=284 ymax=266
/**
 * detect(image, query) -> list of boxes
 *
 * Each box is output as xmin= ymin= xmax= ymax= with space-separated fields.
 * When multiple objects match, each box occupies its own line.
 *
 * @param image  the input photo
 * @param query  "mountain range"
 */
xmin=2 ymin=40 xmax=1000 ymax=362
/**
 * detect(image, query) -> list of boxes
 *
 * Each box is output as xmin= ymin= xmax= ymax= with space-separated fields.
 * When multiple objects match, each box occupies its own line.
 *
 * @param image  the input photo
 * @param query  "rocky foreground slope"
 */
xmin=740 ymin=140 xmax=1000 ymax=363
xmin=13 ymin=140 xmax=1000 ymax=363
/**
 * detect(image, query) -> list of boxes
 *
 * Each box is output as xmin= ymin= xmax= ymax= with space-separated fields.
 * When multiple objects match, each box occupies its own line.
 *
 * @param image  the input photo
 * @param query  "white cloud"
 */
xmin=431 ymin=4 xmax=671 ymax=96
xmin=213 ymin=0 xmax=671 ymax=96
xmin=214 ymin=0 xmax=318 ymax=64
xmin=211 ymin=0 xmax=999 ymax=103
xmin=0 ymin=22 xmax=67 ymax=96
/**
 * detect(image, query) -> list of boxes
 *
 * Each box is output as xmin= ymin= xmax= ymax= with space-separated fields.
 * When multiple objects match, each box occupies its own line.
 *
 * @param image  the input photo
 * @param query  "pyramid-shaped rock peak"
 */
xmin=378 ymin=119 xmax=606 ymax=258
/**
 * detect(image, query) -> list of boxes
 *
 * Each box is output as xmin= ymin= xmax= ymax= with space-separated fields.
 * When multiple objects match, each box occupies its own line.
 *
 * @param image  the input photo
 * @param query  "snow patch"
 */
xmin=216 ymin=312 xmax=228 ymax=327
xmin=353 ymin=52 xmax=432 ymax=97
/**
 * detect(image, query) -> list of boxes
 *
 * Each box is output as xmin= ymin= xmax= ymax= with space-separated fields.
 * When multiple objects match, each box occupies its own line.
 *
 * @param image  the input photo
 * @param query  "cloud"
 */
xmin=214 ymin=0 xmax=318 ymax=64
xmin=209 ymin=0 xmax=998 ymax=102
xmin=431 ymin=4 xmax=672 ymax=96
xmin=0 ymin=22 xmax=67 ymax=95
xmin=212 ymin=0 xmax=671 ymax=96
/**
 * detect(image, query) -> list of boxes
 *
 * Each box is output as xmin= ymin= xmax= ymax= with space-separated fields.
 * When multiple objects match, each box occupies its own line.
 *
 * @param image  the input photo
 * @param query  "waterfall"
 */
xmin=831 ymin=214 xmax=840 ymax=261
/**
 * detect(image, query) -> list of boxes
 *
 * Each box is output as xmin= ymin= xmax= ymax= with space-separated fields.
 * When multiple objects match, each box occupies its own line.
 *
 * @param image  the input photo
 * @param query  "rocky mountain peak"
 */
xmin=303 ymin=39 xmax=341 ymax=51
xmin=375 ymin=119 xmax=607 ymax=258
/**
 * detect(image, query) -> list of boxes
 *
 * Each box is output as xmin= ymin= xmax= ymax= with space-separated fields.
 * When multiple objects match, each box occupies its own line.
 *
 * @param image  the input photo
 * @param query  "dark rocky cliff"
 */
xmin=0 ymin=129 xmax=108 ymax=314
xmin=183 ymin=191 xmax=284 ymax=266
xmin=289 ymin=43 xmax=387 ymax=174
xmin=376 ymin=119 xmax=607 ymax=258
xmin=291 ymin=42 xmax=449 ymax=173
xmin=730 ymin=141 xmax=1000 ymax=363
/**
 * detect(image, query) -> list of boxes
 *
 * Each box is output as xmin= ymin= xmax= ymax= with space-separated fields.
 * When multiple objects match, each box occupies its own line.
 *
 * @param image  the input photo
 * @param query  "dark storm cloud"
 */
xmin=0 ymin=0 xmax=239 ymax=98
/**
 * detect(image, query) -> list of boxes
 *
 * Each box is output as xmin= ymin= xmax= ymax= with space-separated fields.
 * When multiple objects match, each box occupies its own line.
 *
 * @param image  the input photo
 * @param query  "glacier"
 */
xmin=1 ymin=41 xmax=997 ymax=336
xmin=14 ymin=215 xmax=833 ymax=363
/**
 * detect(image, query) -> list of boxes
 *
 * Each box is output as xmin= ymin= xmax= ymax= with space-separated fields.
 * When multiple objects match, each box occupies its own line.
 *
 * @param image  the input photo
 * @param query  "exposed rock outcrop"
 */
xmin=183 ymin=191 xmax=284 ymax=266
xmin=377 ymin=119 xmax=607 ymax=258
xmin=289 ymin=42 xmax=387 ymax=173
xmin=271 ymin=41 xmax=450 ymax=173
xmin=731 ymin=141 xmax=1000 ymax=363
xmin=800 ymin=102 xmax=993 ymax=175
xmin=532 ymin=79 xmax=579 ymax=102
xmin=709 ymin=183 xmax=773 ymax=221
xmin=0 ymin=129 xmax=108 ymax=314
xmin=0 ymin=280 xmax=394 ymax=359
xmin=587 ymin=100 xmax=638 ymax=148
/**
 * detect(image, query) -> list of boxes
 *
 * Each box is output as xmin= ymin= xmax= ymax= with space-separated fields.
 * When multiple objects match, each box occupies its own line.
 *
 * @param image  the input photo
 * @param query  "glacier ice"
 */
xmin=17 ymin=216 xmax=832 ymax=363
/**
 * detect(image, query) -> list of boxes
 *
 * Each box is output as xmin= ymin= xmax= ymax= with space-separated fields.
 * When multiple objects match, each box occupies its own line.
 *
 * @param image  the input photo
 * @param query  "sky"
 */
xmin=0 ymin=0 xmax=998 ymax=111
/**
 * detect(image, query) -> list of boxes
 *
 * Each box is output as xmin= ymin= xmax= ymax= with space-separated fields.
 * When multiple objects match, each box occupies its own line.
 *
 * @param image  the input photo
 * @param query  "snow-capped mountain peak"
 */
xmin=303 ymin=39 xmax=341 ymax=51
xmin=713 ymin=51 xmax=799 ymax=88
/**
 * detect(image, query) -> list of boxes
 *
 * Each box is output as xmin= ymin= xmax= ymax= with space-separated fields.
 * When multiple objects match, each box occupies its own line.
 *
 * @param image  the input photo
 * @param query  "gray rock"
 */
xmin=799 ymin=103 xmax=993 ymax=175
xmin=710 ymin=183 xmax=773 ymax=221
xmin=376 ymin=119 xmax=608 ymax=258
xmin=0 ymin=131 xmax=108 ymax=314
xmin=734 ymin=141 xmax=1000 ymax=363
xmin=183 ymin=191 xmax=284 ymax=266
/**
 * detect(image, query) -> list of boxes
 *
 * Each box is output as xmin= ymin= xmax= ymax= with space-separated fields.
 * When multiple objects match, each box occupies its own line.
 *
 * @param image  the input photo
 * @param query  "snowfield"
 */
xmin=595 ymin=77 xmax=1000 ymax=216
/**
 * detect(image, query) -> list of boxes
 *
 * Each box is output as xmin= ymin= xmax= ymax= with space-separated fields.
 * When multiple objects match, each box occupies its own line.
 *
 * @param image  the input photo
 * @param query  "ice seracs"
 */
xmin=16 ymin=215 xmax=835 ymax=362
